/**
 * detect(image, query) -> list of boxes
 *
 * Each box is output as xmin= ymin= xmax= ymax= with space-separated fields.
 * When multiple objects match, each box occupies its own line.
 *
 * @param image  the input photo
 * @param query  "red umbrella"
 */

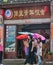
xmin=16 ymin=34 xmax=28 ymax=40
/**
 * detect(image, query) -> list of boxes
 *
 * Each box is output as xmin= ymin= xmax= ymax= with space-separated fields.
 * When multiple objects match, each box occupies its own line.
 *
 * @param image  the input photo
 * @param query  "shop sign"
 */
xmin=5 ymin=9 xmax=13 ymax=19
xmin=4 ymin=6 xmax=50 ymax=19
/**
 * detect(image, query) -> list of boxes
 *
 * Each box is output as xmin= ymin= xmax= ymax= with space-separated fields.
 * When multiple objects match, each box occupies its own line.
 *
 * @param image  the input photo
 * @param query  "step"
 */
xmin=2 ymin=59 xmax=53 ymax=65
xmin=43 ymin=60 xmax=53 ymax=65
xmin=3 ymin=59 xmax=25 ymax=65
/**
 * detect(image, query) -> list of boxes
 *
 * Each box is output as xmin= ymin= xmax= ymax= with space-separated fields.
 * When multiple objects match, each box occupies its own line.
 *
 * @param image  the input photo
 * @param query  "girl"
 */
xmin=36 ymin=38 xmax=42 ymax=65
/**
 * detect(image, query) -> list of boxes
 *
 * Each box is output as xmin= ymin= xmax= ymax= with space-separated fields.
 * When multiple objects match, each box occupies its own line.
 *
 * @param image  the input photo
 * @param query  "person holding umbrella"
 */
xmin=36 ymin=38 xmax=42 ymax=65
xmin=16 ymin=34 xmax=37 ymax=65
xmin=27 ymin=34 xmax=37 ymax=65
xmin=16 ymin=34 xmax=29 ymax=64
xmin=23 ymin=38 xmax=29 ymax=65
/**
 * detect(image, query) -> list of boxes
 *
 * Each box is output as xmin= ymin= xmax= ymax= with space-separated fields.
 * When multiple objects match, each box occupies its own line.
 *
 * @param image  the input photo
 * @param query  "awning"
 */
xmin=4 ymin=18 xmax=50 ymax=24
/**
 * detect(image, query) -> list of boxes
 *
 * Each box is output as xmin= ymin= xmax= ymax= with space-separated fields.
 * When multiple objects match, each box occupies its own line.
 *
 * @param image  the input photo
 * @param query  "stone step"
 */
xmin=2 ymin=59 xmax=53 ymax=65
xmin=3 ymin=59 xmax=25 ymax=65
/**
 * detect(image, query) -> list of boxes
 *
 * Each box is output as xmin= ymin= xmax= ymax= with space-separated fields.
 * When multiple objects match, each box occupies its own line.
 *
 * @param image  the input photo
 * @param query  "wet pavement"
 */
xmin=2 ymin=59 xmax=53 ymax=65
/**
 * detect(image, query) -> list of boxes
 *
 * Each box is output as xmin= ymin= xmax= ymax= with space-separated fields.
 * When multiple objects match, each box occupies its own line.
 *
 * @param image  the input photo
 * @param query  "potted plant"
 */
xmin=47 ymin=51 xmax=52 ymax=60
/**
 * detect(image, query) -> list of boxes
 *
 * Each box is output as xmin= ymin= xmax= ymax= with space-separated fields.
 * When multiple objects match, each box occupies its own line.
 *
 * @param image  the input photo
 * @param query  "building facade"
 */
xmin=0 ymin=1 xmax=52 ymax=59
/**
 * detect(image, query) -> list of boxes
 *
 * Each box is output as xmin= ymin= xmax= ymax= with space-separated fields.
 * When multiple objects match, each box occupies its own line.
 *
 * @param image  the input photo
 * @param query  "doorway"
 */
xmin=4 ymin=23 xmax=50 ymax=59
xmin=16 ymin=23 xmax=50 ymax=59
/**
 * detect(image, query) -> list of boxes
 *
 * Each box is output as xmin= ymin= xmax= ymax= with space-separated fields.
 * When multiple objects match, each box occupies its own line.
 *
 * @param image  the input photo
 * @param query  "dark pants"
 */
xmin=25 ymin=52 xmax=37 ymax=64
xmin=25 ymin=55 xmax=29 ymax=64
xmin=30 ymin=52 xmax=37 ymax=64
xmin=0 ymin=51 xmax=3 ymax=63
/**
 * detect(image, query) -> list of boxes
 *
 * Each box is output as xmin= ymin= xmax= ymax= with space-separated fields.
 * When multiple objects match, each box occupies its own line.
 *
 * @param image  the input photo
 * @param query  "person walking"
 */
xmin=36 ymin=38 xmax=42 ymax=65
xmin=23 ymin=39 xmax=29 ymax=65
xmin=28 ymin=35 xmax=37 ymax=65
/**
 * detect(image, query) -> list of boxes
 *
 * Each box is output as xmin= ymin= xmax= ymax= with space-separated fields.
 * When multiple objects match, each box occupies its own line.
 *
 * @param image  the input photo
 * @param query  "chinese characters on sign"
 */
xmin=4 ymin=6 xmax=50 ymax=19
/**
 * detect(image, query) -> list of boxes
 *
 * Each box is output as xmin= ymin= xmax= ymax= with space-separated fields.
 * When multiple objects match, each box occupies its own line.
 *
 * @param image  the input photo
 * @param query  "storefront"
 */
xmin=3 ymin=4 xmax=51 ymax=59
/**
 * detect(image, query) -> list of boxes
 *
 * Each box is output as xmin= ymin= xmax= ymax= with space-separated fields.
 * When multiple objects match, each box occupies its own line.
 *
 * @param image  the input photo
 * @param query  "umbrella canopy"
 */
xmin=18 ymin=32 xmax=32 ymax=35
xmin=16 ymin=34 xmax=28 ymax=40
xmin=18 ymin=32 xmax=46 ymax=40
xmin=32 ymin=33 xmax=46 ymax=40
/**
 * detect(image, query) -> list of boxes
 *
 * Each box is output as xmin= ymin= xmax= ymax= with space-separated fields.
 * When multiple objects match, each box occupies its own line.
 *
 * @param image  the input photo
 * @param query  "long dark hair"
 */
xmin=28 ymin=34 xmax=34 ymax=41
xmin=37 ymin=37 xmax=41 ymax=42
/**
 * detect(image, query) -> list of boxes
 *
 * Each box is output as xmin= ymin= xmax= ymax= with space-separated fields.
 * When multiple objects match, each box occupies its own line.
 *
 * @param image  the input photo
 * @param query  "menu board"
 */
xmin=5 ymin=25 xmax=16 ymax=52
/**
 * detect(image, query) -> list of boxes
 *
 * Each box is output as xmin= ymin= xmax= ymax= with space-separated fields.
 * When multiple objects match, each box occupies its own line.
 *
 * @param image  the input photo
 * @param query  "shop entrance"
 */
xmin=4 ymin=23 xmax=50 ymax=59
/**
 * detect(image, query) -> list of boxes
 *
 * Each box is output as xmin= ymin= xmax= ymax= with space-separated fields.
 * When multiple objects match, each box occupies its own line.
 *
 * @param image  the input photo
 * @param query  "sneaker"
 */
xmin=26 ymin=63 xmax=30 ymax=65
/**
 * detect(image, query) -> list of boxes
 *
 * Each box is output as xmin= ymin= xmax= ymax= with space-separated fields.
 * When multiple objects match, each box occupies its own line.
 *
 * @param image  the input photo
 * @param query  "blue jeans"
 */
xmin=38 ymin=56 xmax=42 ymax=65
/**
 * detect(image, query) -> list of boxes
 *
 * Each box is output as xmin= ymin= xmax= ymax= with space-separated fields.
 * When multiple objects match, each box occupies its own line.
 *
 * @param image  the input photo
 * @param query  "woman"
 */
xmin=0 ymin=42 xmax=3 ymax=65
xmin=28 ymin=35 xmax=37 ymax=65
xmin=36 ymin=38 xmax=42 ymax=65
xmin=23 ymin=39 xmax=29 ymax=65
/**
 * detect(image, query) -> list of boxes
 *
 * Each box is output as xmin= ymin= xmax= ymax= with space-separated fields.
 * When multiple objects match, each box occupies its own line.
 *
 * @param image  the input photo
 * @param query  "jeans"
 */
xmin=38 ymin=56 xmax=42 ymax=65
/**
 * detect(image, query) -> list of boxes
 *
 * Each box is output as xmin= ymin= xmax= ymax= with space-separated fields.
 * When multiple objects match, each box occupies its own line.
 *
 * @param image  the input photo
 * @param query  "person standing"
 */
xmin=0 ymin=42 xmax=3 ymax=65
xmin=36 ymin=38 xmax=42 ymax=65
xmin=23 ymin=39 xmax=29 ymax=65
xmin=28 ymin=35 xmax=37 ymax=65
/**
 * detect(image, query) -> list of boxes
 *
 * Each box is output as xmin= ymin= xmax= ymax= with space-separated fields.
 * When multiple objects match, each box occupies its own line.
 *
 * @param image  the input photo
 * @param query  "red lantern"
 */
xmin=44 ymin=6 xmax=49 ymax=13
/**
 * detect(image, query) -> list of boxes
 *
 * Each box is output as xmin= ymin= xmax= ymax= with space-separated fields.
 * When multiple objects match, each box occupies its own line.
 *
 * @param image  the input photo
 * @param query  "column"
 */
xmin=50 ymin=1 xmax=53 ymax=53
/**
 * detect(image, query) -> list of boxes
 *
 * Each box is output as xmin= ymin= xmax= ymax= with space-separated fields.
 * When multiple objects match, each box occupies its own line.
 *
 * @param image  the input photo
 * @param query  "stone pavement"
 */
xmin=2 ymin=59 xmax=53 ymax=65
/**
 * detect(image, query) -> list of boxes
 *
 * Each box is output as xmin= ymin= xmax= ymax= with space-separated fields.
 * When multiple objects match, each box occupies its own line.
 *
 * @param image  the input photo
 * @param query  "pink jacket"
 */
xmin=0 ymin=44 xmax=3 ymax=51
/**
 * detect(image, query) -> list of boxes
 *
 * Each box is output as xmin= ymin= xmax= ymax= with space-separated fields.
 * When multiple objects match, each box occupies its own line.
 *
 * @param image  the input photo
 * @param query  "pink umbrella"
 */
xmin=32 ymin=33 xmax=46 ymax=40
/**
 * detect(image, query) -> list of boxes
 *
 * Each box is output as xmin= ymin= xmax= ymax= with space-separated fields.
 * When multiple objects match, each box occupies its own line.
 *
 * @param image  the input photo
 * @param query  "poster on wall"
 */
xmin=5 ymin=25 xmax=16 ymax=52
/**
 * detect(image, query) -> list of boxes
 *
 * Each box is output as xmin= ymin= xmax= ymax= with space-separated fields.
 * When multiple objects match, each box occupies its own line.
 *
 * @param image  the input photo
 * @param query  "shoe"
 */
xmin=33 ymin=64 xmax=38 ymax=65
xmin=26 ymin=63 xmax=30 ymax=65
